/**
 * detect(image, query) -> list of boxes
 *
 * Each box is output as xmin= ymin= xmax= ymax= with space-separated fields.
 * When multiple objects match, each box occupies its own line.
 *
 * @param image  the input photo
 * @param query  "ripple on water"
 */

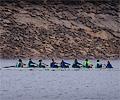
xmin=2 ymin=90 xmax=9 ymax=92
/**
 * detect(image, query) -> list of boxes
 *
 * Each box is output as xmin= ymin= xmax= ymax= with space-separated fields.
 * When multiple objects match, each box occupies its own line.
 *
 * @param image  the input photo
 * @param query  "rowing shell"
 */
xmin=0 ymin=67 xmax=120 ymax=71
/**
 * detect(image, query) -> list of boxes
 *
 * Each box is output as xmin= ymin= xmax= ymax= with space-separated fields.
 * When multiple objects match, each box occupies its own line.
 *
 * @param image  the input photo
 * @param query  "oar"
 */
xmin=3 ymin=66 xmax=16 ymax=68
xmin=79 ymin=64 xmax=84 ymax=68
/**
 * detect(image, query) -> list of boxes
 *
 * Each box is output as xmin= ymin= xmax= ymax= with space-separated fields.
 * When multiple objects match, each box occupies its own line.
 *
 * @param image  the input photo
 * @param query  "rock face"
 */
xmin=0 ymin=1 xmax=120 ymax=59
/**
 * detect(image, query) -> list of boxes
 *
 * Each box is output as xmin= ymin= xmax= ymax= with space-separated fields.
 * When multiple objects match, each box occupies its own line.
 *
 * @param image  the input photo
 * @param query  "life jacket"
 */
xmin=73 ymin=61 xmax=75 ymax=65
xmin=72 ymin=61 xmax=80 ymax=67
xmin=61 ymin=62 xmax=66 ymax=68
xmin=72 ymin=61 xmax=75 ymax=67
xmin=38 ymin=62 xmax=42 ymax=68
xmin=107 ymin=63 xmax=113 ymax=68
xmin=84 ymin=61 xmax=88 ymax=68
xmin=27 ymin=61 xmax=31 ymax=68
xmin=95 ymin=62 xmax=99 ymax=68
xmin=16 ymin=62 xmax=21 ymax=67
xmin=50 ymin=61 xmax=55 ymax=67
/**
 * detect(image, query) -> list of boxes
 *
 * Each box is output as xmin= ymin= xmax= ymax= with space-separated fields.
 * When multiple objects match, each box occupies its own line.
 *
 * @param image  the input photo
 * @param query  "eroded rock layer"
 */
xmin=0 ymin=1 xmax=120 ymax=59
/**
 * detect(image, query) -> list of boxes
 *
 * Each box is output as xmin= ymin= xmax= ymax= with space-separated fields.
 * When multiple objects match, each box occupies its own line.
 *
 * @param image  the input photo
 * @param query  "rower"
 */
xmin=27 ymin=58 xmax=37 ymax=67
xmin=105 ymin=61 xmax=113 ymax=68
xmin=50 ymin=59 xmax=60 ymax=68
xmin=95 ymin=59 xmax=102 ymax=68
xmin=16 ymin=59 xmax=26 ymax=67
xmin=72 ymin=59 xmax=82 ymax=68
xmin=84 ymin=59 xmax=93 ymax=68
xmin=60 ymin=60 xmax=70 ymax=68
xmin=38 ymin=60 xmax=48 ymax=68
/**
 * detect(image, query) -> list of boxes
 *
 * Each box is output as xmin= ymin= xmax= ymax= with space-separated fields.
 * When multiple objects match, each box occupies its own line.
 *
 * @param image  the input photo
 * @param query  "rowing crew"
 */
xmin=16 ymin=58 xmax=113 ymax=68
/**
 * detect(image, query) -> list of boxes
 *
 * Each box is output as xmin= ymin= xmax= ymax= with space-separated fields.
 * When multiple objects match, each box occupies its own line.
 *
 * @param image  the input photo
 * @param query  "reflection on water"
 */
xmin=0 ymin=59 xmax=120 ymax=68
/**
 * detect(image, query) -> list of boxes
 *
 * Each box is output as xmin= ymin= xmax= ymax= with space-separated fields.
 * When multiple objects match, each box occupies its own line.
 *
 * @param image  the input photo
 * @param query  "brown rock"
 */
xmin=3 ymin=19 xmax=11 ymax=24
xmin=0 ymin=1 xmax=119 ymax=59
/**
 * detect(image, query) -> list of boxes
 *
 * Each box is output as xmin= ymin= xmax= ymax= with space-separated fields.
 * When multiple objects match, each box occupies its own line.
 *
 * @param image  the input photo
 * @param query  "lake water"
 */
xmin=0 ymin=59 xmax=120 ymax=100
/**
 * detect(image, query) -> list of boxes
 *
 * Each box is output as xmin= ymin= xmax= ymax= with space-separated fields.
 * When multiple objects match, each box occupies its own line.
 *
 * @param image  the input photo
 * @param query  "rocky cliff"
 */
xmin=0 ymin=1 xmax=120 ymax=59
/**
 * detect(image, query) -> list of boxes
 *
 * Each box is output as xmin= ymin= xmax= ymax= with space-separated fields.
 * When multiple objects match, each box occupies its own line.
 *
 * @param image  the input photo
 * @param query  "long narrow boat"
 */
xmin=0 ymin=66 xmax=119 ymax=71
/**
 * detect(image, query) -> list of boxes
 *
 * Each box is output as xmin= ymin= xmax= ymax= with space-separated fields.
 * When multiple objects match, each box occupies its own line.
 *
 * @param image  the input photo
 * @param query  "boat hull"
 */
xmin=0 ymin=67 xmax=119 ymax=71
